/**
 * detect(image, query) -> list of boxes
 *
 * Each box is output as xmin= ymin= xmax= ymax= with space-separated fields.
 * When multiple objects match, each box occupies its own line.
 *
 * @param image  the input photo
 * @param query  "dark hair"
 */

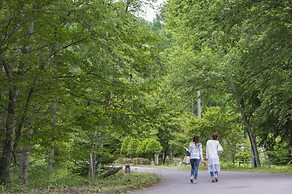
xmin=193 ymin=134 xmax=200 ymax=146
xmin=212 ymin=132 xmax=219 ymax=140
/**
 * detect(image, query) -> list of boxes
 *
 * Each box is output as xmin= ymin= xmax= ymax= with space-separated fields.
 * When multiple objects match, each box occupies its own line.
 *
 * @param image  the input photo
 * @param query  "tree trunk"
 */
xmin=197 ymin=91 xmax=201 ymax=118
xmin=0 ymin=86 xmax=18 ymax=184
xmin=48 ymin=148 xmax=54 ymax=174
xmin=13 ymin=19 xmax=35 ymax=166
xmin=169 ymin=145 xmax=173 ymax=159
xmin=17 ymin=146 xmax=30 ymax=184
xmin=0 ymin=62 xmax=3 ymax=73
xmin=227 ymin=78 xmax=261 ymax=167
xmin=89 ymin=132 xmax=98 ymax=183
xmin=99 ymin=167 xmax=122 ymax=178
xmin=48 ymin=101 xmax=57 ymax=174
xmin=13 ymin=87 xmax=34 ymax=152
xmin=237 ymin=101 xmax=261 ymax=167
xmin=89 ymin=153 xmax=95 ymax=183
xmin=154 ymin=154 xmax=159 ymax=165
xmin=0 ymin=13 xmax=34 ymax=186
xmin=98 ymin=132 xmax=104 ymax=165
xmin=19 ymin=120 xmax=33 ymax=184
xmin=191 ymin=95 xmax=194 ymax=115
xmin=162 ymin=149 xmax=167 ymax=164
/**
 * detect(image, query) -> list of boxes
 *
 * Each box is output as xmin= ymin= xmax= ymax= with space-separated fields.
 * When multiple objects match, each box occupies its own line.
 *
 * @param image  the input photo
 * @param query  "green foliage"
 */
xmin=219 ymin=162 xmax=292 ymax=175
xmin=115 ymin=157 xmax=151 ymax=165
xmin=127 ymin=138 xmax=140 ymax=157
xmin=3 ymin=165 xmax=89 ymax=193
xmin=267 ymin=137 xmax=292 ymax=165
xmin=0 ymin=0 xmax=165 ymax=185
xmin=121 ymin=137 xmax=132 ymax=155
xmin=2 ymin=167 xmax=159 ymax=193
xmin=123 ymin=137 xmax=163 ymax=159
xmin=235 ymin=151 xmax=251 ymax=164
xmin=164 ymin=0 xmax=292 ymax=165
xmin=95 ymin=171 xmax=160 ymax=193
xmin=185 ymin=107 xmax=244 ymax=161
xmin=146 ymin=138 xmax=163 ymax=154
xmin=1 ymin=0 xmax=291 ymax=188
xmin=137 ymin=139 xmax=150 ymax=156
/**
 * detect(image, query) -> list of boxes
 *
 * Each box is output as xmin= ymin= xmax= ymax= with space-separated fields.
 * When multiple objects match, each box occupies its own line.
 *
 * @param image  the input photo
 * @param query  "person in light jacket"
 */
xmin=187 ymin=134 xmax=205 ymax=184
xmin=206 ymin=132 xmax=223 ymax=183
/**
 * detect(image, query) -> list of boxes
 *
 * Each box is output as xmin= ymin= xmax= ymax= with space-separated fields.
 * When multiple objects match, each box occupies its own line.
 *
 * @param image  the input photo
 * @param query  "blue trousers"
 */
xmin=190 ymin=159 xmax=200 ymax=179
xmin=210 ymin=171 xmax=219 ymax=177
xmin=209 ymin=164 xmax=219 ymax=177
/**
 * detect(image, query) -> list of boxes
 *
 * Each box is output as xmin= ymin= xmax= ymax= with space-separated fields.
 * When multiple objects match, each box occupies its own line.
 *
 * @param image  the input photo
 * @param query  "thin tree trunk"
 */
xmin=99 ymin=132 xmax=104 ymax=164
xmin=48 ymin=148 xmax=54 ymax=174
xmin=0 ymin=62 xmax=3 ymax=73
xmin=197 ymin=91 xmax=201 ymax=118
xmin=162 ymin=149 xmax=167 ymax=164
xmin=13 ymin=20 xmax=34 ymax=152
xmin=48 ymin=101 xmax=57 ymax=174
xmin=0 ymin=56 xmax=22 ymax=185
xmin=89 ymin=132 xmax=97 ymax=183
xmin=17 ymin=146 xmax=30 ymax=184
xmin=20 ymin=119 xmax=33 ymax=184
xmin=169 ymin=144 xmax=173 ymax=159
xmin=12 ymin=86 xmax=34 ymax=182
xmin=13 ymin=87 xmax=34 ymax=152
xmin=227 ymin=78 xmax=261 ymax=167
xmin=237 ymin=100 xmax=261 ymax=167
xmin=125 ymin=0 xmax=131 ymax=12
xmin=154 ymin=154 xmax=159 ymax=165
xmin=191 ymin=95 xmax=194 ymax=115
xmin=89 ymin=153 xmax=95 ymax=183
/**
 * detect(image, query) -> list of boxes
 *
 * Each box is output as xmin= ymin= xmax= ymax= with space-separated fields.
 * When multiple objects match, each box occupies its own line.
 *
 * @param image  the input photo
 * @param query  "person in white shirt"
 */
xmin=206 ymin=132 xmax=223 ymax=183
xmin=187 ymin=134 xmax=205 ymax=184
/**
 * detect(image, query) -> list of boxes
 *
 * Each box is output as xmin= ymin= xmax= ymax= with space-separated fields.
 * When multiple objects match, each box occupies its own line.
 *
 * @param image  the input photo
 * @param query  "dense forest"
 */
xmin=0 ymin=0 xmax=291 ymax=187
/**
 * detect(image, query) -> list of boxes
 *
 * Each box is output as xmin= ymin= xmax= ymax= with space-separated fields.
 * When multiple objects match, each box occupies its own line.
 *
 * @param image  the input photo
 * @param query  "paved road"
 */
xmin=132 ymin=167 xmax=292 ymax=194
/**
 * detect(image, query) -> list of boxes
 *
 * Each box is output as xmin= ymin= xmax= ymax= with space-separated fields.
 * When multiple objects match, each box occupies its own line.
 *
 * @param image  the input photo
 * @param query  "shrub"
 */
xmin=115 ymin=157 xmax=151 ymax=165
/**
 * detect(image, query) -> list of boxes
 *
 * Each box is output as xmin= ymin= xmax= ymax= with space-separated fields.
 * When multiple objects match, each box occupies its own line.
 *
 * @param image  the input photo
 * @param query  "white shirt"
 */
xmin=206 ymin=140 xmax=223 ymax=165
xmin=188 ymin=142 xmax=203 ymax=159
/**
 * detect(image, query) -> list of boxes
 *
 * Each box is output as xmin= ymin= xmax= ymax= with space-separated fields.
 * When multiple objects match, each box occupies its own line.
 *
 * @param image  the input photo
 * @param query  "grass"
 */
xmin=1 ymin=168 xmax=160 ymax=194
xmin=2 ymin=162 xmax=290 ymax=193
xmin=220 ymin=162 xmax=292 ymax=174
xmin=95 ymin=171 xmax=160 ymax=193
xmin=139 ymin=162 xmax=292 ymax=175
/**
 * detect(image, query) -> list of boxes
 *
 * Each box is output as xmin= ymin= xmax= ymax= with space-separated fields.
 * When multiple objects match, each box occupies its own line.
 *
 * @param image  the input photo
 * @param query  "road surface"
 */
xmin=132 ymin=167 xmax=292 ymax=194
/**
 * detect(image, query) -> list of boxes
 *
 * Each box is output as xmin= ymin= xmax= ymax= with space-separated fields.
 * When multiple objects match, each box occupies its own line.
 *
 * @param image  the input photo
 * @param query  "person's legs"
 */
xmin=214 ymin=164 xmax=219 ymax=182
xmin=194 ymin=159 xmax=200 ymax=179
xmin=214 ymin=171 xmax=219 ymax=182
xmin=190 ymin=159 xmax=195 ymax=183
xmin=209 ymin=165 xmax=215 ymax=183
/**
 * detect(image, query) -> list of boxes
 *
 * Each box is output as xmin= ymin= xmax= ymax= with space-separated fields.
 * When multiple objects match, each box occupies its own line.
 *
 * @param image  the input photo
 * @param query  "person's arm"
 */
xmin=184 ymin=143 xmax=190 ymax=152
xmin=206 ymin=142 xmax=209 ymax=159
xmin=184 ymin=143 xmax=191 ymax=156
xmin=200 ymin=144 xmax=205 ymax=162
xmin=217 ymin=141 xmax=223 ymax=154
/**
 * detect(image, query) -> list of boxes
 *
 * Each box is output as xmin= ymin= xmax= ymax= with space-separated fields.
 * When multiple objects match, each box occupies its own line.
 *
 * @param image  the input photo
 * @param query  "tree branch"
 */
xmin=50 ymin=38 xmax=87 ymax=58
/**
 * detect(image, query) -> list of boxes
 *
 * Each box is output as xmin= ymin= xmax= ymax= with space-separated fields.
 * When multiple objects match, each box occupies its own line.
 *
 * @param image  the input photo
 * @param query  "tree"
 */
xmin=0 ymin=0 xmax=164 ymax=184
xmin=163 ymin=0 xmax=292 ymax=167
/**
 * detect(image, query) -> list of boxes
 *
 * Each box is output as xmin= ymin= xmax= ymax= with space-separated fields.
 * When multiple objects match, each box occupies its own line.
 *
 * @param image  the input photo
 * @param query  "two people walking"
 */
xmin=186 ymin=132 xmax=223 ymax=183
